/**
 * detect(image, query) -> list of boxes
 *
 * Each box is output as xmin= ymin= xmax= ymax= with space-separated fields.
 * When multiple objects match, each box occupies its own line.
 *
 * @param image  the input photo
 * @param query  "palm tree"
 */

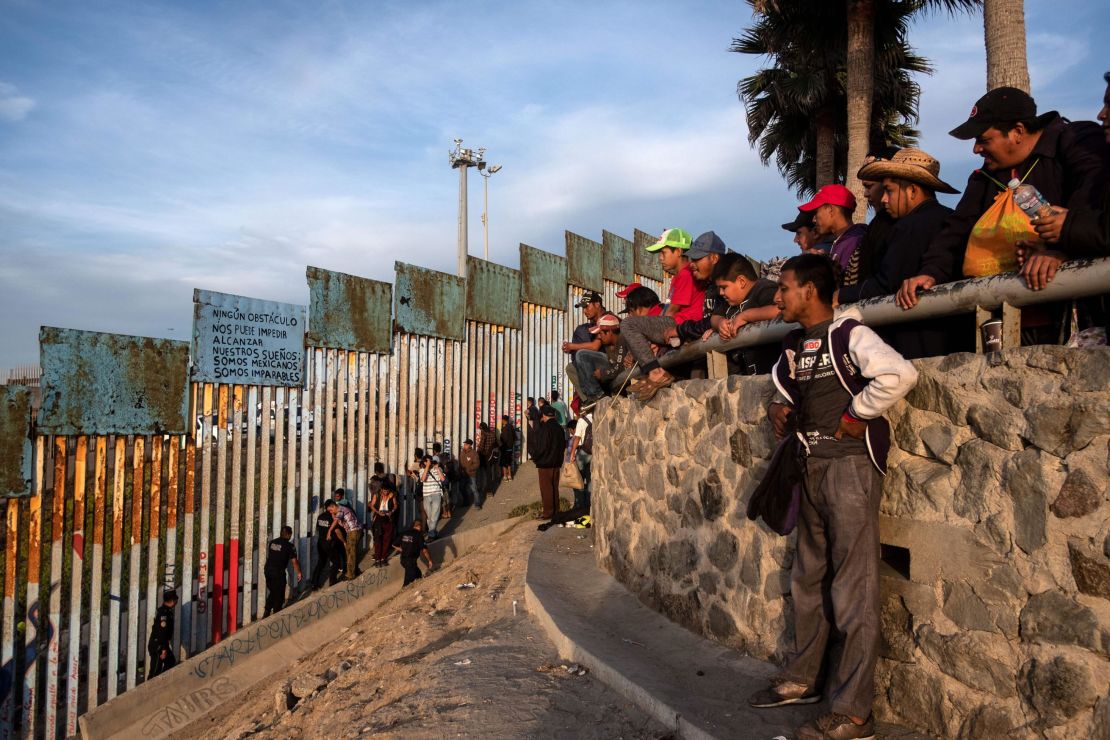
xmin=983 ymin=0 xmax=1030 ymax=92
xmin=846 ymin=0 xmax=876 ymax=220
xmin=735 ymin=1 xmax=929 ymax=198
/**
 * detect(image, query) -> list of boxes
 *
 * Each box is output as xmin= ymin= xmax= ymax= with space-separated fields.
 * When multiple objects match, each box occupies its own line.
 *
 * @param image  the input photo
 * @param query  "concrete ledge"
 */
xmin=525 ymin=529 xmax=925 ymax=740
xmin=80 ymin=516 xmax=525 ymax=739
xmin=524 ymin=528 xmax=799 ymax=740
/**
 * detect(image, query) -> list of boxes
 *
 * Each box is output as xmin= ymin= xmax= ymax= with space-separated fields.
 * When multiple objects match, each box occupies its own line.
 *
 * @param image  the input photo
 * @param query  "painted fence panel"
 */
xmin=0 ymin=387 xmax=31 ymax=498
xmin=519 ymin=243 xmax=567 ymax=310
xmin=565 ymin=231 xmax=603 ymax=292
xmin=37 ymin=329 xmax=189 ymax=436
xmin=633 ymin=227 xmax=665 ymax=281
xmin=465 ymin=257 xmax=522 ymax=330
xmin=393 ymin=262 xmax=466 ymax=341
xmin=306 ymin=266 xmax=393 ymax=354
xmin=601 ymin=230 xmax=635 ymax=285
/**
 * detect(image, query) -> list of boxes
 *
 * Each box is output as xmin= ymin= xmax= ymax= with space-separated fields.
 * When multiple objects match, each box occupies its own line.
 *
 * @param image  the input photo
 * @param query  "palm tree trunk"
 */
xmin=845 ymin=0 xmax=874 ymax=223
xmin=815 ymin=107 xmax=836 ymax=189
xmin=983 ymin=0 xmax=1030 ymax=92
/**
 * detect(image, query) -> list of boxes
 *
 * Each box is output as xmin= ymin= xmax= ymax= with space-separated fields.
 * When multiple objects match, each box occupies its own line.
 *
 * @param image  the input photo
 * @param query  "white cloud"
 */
xmin=0 ymin=82 xmax=34 ymax=121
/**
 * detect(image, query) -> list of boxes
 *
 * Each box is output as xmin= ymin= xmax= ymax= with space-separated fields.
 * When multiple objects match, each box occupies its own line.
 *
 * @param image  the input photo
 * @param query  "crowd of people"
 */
xmin=560 ymin=82 xmax=1110 ymax=411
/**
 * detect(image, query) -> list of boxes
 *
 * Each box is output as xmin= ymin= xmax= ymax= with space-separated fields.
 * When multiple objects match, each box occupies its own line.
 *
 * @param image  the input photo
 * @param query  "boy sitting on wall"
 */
xmin=709 ymin=253 xmax=782 ymax=374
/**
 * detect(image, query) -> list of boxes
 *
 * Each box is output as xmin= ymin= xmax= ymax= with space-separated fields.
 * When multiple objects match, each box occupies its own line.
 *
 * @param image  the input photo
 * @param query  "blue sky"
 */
xmin=1 ymin=0 xmax=1107 ymax=369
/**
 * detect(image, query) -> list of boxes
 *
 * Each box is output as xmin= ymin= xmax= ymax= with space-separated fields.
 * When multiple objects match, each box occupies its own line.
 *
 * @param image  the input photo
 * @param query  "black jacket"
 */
xmin=841 ymin=199 xmax=954 ymax=302
xmin=531 ymin=418 xmax=565 ymax=468
xmin=1060 ymin=176 xmax=1110 ymax=256
xmin=919 ymin=116 xmax=1107 ymax=282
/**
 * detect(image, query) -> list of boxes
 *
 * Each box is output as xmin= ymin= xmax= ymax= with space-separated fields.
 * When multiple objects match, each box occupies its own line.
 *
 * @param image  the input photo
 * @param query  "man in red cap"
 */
xmin=798 ymin=184 xmax=867 ymax=276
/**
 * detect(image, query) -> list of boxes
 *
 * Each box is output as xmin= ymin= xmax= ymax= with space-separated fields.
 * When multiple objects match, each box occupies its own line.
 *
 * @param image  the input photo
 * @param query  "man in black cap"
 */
xmin=147 ymin=588 xmax=178 ymax=679
xmin=562 ymin=291 xmax=604 ymax=361
xmin=781 ymin=211 xmax=827 ymax=255
xmin=263 ymin=525 xmax=302 ymax=618
xmin=897 ymin=86 xmax=1106 ymax=308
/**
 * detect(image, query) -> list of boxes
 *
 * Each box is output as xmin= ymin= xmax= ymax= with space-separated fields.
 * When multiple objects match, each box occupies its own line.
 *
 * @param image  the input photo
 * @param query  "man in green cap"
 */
xmin=622 ymin=228 xmax=706 ymax=400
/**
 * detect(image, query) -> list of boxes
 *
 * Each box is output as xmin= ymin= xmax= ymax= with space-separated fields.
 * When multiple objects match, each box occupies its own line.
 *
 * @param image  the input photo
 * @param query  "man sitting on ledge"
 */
xmin=749 ymin=254 xmax=918 ymax=740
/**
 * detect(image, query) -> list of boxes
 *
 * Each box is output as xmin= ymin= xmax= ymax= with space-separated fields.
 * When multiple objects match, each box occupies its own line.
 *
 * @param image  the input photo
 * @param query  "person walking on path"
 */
xmin=146 ymin=589 xmax=178 ymax=679
xmin=419 ymin=454 xmax=447 ymax=540
xmin=499 ymin=415 xmax=517 ymax=481
xmin=394 ymin=519 xmax=435 ymax=586
xmin=476 ymin=422 xmax=498 ymax=497
xmin=263 ymin=526 xmax=302 ymax=618
xmin=370 ymin=477 xmax=399 ymax=567
xmin=459 ymin=438 xmax=483 ymax=509
xmin=531 ymin=404 xmax=565 ymax=520
xmin=747 ymin=254 xmax=917 ymax=740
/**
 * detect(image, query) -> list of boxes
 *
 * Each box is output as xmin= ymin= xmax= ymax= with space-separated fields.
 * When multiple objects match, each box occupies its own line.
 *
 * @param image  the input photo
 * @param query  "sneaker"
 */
xmin=747 ymin=679 xmax=821 ymax=708
xmin=794 ymin=713 xmax=875 ymax=740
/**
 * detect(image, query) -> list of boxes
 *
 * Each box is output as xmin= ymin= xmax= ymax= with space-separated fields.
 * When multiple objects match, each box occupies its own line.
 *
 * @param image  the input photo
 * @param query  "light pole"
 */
xmin=479 ymin=163 xmax=502 ymax=261
xmin=449 ymin=139 xmax=485 ymax=278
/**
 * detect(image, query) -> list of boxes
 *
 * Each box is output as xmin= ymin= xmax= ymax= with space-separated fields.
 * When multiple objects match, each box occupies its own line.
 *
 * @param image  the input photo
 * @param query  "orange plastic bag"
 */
xmin=962 ymin=187 xmax=1035 ymax=277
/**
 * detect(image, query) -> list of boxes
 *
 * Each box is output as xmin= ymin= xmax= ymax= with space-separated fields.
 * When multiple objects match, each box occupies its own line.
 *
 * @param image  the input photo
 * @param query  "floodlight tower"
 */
xmin=449 ymin=139 xmax=485 ymax=278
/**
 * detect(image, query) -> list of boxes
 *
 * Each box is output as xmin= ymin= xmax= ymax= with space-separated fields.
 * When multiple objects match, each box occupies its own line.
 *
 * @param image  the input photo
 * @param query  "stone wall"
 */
xmin=592 ymin=346 xmax=1110 ymax=739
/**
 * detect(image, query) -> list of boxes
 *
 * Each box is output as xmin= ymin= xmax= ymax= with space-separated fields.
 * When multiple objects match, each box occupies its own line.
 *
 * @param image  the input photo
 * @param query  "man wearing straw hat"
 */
xmin=842 ymin=148 xmax=961 ymax=359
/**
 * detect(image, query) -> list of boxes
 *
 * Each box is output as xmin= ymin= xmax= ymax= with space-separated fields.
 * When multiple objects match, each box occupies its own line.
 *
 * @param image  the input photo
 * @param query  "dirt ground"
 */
xmin=181 ymin=516 xmax=669 ymax=739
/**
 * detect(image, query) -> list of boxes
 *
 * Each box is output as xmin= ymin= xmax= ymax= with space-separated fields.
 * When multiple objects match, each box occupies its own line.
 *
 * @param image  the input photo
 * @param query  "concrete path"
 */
xmin=525 ymin=527 xmax=927 ymax=740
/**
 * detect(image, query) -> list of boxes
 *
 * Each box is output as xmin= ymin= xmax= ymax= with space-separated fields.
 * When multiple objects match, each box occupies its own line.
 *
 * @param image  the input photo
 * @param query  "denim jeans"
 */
xmin=424 ymin=492 xmax=442 ymax=536
xmin=464 ymin=474 xmax=483 ymax=507
xmin=573 ymin=449 xmax=592 ymax=511
xmin=574 ymin=350 xmax=610 ymax=399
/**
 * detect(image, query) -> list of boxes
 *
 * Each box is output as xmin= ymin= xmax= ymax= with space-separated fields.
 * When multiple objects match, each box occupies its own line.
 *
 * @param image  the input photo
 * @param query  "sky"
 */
xmin=1 ymin=0 xmax=1107 ymax=370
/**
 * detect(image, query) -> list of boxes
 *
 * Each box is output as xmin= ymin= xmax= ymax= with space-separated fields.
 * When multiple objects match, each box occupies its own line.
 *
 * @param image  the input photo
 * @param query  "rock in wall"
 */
xmin=593 ymin=346 xmax=1110 ymax=739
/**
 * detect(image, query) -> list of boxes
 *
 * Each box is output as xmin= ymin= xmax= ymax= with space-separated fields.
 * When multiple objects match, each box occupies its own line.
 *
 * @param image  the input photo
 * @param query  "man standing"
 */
xmin=798 ymin=184 xmax=866 ymax=277
xmin=459 ymin=438 xmax=482 ymax=509
xmin=748 ymin=254 xmax=917 ymax=740
xmin=531 ymin=405 xmax=565 ymax=521
xmin=476 ymin=422 xmax=497 ymax=496
xmin=394 ymin=519 xmax=435 ymax=587
xmin=844 ymin=148 xmax=961 ymax=359
xmin=146 ymin=589 xmax=178 ymax=679
xmin=263 ymin=526 xmax=302 ymax=618
xmin=898 ymin=86 xmax=1105 ymax=305
xmin=311 ymin=499 xmax=337 ymax=589
xmin=548 ymin=390 xmax=569 ymax=428
xmin=499 ymin=415 xmax=517 ymax=481
xmin=329 ymin=501 xmax=362 ymax=580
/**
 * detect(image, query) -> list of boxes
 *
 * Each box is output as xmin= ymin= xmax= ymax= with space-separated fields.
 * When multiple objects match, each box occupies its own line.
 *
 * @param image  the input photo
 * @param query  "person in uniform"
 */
xmin=393 ymin=519 xmax=435 ymax=586
xmin=263 ymin=525 xmax=301 ymax=618
xmin=311 ymin=500 xmax=338 ymax=589
xmin=146 ymin=588 xmax=178 ymax=679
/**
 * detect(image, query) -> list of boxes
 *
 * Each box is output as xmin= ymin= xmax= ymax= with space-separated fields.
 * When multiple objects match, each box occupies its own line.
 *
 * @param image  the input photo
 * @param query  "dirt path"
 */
xmin=183 ymin=515 xmax=667 ymax=739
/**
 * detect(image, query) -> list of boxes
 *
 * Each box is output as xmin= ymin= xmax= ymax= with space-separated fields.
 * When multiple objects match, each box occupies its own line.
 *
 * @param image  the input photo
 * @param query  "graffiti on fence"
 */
xmin=188 ymin=568 xmax=389 ymax=680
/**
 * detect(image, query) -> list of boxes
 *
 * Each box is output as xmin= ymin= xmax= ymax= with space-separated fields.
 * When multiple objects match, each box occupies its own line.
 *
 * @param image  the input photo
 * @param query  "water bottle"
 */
xmin=1009 ymin=179 xmax=1055 ymax=220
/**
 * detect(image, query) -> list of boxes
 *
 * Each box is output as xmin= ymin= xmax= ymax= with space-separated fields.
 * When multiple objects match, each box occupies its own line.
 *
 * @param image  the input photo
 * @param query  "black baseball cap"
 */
xmin=541 ymin=405 xmax=558 ymax=418
xmin=687 ymin=231 xmax=729 ymax=259
xmin=949 ymin=87 xmax=1056 ymax=140
xmin=780 ymin=210 xmax=815 ymax=233
xmin=575 ymin=291 xmax=602 ymax=308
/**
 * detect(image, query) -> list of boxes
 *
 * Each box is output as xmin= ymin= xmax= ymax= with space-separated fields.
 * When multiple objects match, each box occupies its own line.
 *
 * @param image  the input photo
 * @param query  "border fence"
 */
xmin=0 ymin=233 xmax=666 ymax=739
